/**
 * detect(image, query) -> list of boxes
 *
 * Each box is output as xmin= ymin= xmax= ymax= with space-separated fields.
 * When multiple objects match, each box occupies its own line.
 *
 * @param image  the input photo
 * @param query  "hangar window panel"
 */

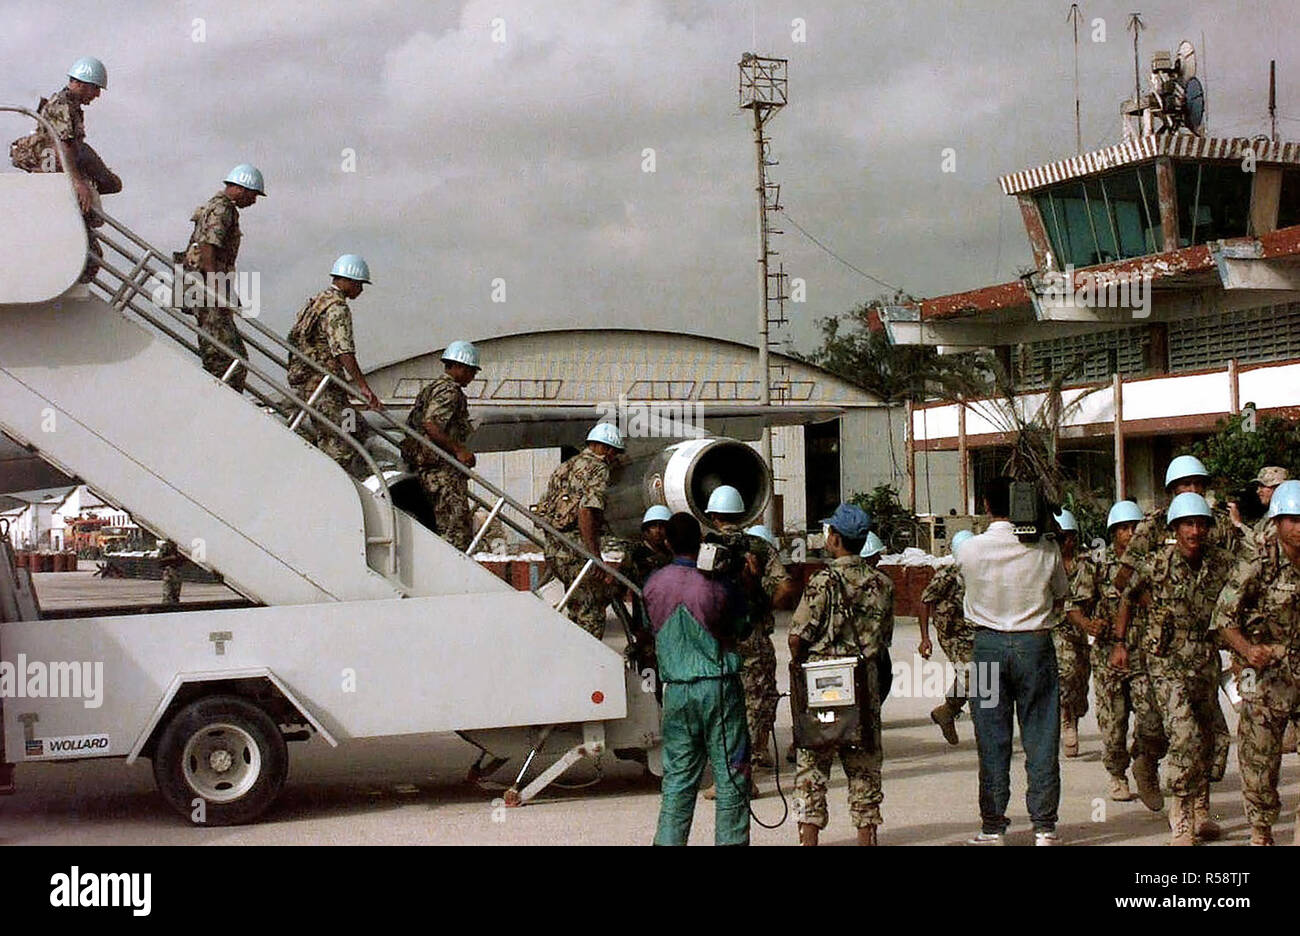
xmin=769 ymin=380 xmax=815 ymax=402
xmin=491 ymin=379 xmax=563 ymax=400
xmin=625 ymin=380 xmax=696 ymax=400
xmin=699 ymin=380 xmax=761 ymax=401
xmin=1169 ymin=302 xmax=1300 ymax=370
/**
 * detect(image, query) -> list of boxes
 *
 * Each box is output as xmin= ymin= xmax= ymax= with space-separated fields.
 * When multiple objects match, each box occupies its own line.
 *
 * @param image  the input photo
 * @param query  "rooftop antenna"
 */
xmin=1127 ymin=13 xmax=1145 ymax=103
xmin=1270 ymin=59 xmax=1277 ymax=143
xmin=1067 ymin=4 xmax=1083 ymax=153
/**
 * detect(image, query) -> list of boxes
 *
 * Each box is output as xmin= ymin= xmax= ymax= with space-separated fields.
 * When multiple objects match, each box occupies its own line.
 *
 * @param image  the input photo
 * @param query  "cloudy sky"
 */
xmin=3 ymin=0 xmax=1295 ymax=368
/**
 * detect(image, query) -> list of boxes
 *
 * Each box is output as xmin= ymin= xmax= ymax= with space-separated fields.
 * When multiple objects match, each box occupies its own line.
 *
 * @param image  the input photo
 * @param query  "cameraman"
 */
xmin=644 ymin=513 xmax=752 ymax=846
xmin=958 ymin=477 xmax=1069 ymax=846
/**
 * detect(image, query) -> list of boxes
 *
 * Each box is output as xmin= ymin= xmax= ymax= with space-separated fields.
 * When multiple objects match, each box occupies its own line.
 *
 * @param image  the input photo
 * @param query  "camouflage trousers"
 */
xmin=291 ymin=384 xmax=371 ymax=480
xmin=1053 ymin=625 xmax=1091 ymax=720
xmin=1145 ymin=653 xmax=1228 ymax=796
xmin=737 ymin=627 xmax=778 ymax=761
xmin=937 ymin=624 xmax=974 ymax=710
xmin=195 ymin=305 xmax=248 ymax=393
xmin=1090 ymin=644 xmax=1166 ymax=778
xmin=418 ymin=467 xmax=471 ymax=551
xmin=1237 ymin=668 xmax=1300 ymax=829
xmin=161 ymin=567 xmax=182 ymax=605
xmin=544 ymin=543 xmax=617 ymax=640
xmin=793 ymin=722 xmax=884 ymax=829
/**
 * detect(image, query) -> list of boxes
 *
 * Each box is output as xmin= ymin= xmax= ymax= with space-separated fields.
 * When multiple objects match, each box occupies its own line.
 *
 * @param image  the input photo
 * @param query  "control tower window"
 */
xmin=1035 ymin=164 xmax=1162 ymax=268
xmin=1174 ymin=161 xmax=1252 ymax=246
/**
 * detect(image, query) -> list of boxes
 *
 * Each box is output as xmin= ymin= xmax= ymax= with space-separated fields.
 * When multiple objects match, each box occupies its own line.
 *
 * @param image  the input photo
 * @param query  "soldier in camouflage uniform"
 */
xmin=702 ymin=490 xmax=794 ymax=786
xmin=158 ymin=539 xmax=183 ymax=605
xmin=1067 ymin=501 xmax=1167 ymax=806
xmin=790 ymin=504 xmax=892 ymax=846
xmin=1114 ymin=454 xmax=1236 ymax=781
xmin=1052 ymin=511 xmax=1092 ymax=758
xmin=536 ymin=423 xmax=624 ymax=639
xmin=630 ymin=506 xmax=673 ymax=586
xmin=918 ymin=530 xmax=973 ymax=745
xmin=1213 ymin=480 xmax=1300 ymax=846
xmin=1231 ymin=467 xmax=1288 ymax=554
xmin=179 ymin=166 xmax=264 ymax=391
xmin=1113 ymin=493 xmax=1234 ymax=845
xmin=286 ymin=255 xmax=383 ymax=479
xmin=10 ymin=58 xmax=122 ymax=281
xmin=402 ymin=341 xmax=479 ymax=551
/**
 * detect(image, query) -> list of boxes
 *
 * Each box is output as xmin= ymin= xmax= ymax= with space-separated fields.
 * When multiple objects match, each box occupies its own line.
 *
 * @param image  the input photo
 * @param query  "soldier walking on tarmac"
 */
xmin=1213 ymin=480 xmax=1300 ymax=846
xmin=1067 ymin=500 xmax=1167 ymax=807
xmin=286 ymin=254 xmax=383 ymax=479
xmin=403 ymin=340 xmax=479 ymax=551
xmin=536 ymin=423 xmax=625 ymax=639
xmin=1053 ymin=510 xmax=1092 ymax=758
xmin=1112 ymin=493 xmax=1234 ymax=845
xmin=158 ymin=540 xmax=184 ymax=606
xmin=178 ymin=164 xmax=264 ymax=391
xmin=919 ymin=529 xmax=975 ymax=745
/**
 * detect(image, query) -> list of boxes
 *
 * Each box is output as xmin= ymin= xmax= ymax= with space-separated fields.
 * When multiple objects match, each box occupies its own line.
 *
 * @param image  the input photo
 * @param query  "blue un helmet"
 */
xmin=860 ymin=531 xmax=886 ymax=558
xmin=68 ymin=56 xmax=108 ymax=89
xmin=705 ymin=485 xmax=745 ymax=515
xmin=330 ymin=254 xmax=372 ymax=284
xmin=223 ymin=163 xmax=266 ymax=195
xmin=745 ymin=524 xmax=779 ymax=549
xmin=1267 ymin=480 xmax=1300 ymax=519
xmin=585 ymin=422 xmax=624 ymax=450
xmin=441 ymin=340 xmax=480 ymax=369
xmin=1164 ymin=454 xmax=1209 ymax=491
xmin=642 ymin=505 xmax=672 ymax=527
xmin=950 ymin=529 xmax=974 ymax=557
xmin=1054 ymin=509 xmax=1078 ymax=533
xmin=1166 ymin=491 xmax=1213 ymax=527
xmin=1106 ymin=500 xmax=1144 ymax=530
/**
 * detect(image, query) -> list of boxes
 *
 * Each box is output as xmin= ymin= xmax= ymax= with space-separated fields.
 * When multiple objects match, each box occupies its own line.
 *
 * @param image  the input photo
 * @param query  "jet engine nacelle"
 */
xmin=603 ymin=437 xmax=771 ymax=538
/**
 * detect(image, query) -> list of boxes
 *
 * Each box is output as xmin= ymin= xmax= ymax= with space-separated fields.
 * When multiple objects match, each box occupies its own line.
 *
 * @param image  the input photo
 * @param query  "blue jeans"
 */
xmin=970 ymin=628 xmax=1061 ymax=834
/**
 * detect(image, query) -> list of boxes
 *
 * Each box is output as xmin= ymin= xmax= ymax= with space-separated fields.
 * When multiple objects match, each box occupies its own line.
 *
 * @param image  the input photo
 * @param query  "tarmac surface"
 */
xmin=1 ymin=605 xmax=1292 ymax=846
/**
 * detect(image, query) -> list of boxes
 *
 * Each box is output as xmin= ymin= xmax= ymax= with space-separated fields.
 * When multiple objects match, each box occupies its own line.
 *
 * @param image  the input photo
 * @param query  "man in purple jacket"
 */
xmin=644 ymin=512 xmax=751 ymax=845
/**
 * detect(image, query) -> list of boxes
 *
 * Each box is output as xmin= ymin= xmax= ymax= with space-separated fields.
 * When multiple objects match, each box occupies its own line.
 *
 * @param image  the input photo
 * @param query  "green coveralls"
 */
xmin=650 ymin=566 xmax=752 ymax=846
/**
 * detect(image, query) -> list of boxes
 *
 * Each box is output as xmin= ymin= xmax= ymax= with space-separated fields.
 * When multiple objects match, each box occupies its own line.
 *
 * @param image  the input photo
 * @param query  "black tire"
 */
xmin=152 ymin=694 xmax=288 ymax=826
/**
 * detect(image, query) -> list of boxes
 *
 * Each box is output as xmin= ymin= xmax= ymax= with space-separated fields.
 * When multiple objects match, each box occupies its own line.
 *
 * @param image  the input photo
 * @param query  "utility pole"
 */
xmin=1067 ymin=4 xmax=1083 ymax=154
xmin=738 ymin=53 xmax=788 ymax=530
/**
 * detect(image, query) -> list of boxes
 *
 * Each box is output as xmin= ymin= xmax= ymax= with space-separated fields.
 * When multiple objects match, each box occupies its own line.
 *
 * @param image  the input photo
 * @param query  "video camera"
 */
xmin=696 ymin=540 xmax=733 ymax=577
xmin=1009 ymin=481 xmax=1056 ymax=542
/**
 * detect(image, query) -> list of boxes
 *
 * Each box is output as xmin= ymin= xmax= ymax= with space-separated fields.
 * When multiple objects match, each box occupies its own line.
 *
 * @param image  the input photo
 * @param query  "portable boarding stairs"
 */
xmin=0 ymin=106 xmax=660 ymax=821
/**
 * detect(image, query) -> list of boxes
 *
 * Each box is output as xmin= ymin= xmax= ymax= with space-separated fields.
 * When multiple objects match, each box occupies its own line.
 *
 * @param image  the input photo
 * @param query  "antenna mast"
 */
xmin=738 ymin=53 xmax=789 ymax=530
xmin=1270 ymin=60 xmax=1278 ymax=144
xmin=1068 ymin=4 xmax=1083 ymax=153
xmin=1127 ymin=13 xmax=1145 ymax=103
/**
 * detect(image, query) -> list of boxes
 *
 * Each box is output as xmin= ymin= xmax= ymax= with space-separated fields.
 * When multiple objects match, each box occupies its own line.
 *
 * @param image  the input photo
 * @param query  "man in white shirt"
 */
xmin=957 ymin=476 xmax=1070 ymax=845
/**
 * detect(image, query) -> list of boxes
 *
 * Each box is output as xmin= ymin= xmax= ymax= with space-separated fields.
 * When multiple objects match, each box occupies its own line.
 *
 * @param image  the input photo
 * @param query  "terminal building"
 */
xmin=367 ymin=328 xmax=902 ymax=533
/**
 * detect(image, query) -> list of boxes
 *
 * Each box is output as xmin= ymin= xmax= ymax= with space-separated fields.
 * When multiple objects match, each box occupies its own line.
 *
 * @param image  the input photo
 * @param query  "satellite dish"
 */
xmin=1185 ymin=76 xmax=1206 ymax=131
xmin=1176 ymin=40 xmax=1197 ymax=80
